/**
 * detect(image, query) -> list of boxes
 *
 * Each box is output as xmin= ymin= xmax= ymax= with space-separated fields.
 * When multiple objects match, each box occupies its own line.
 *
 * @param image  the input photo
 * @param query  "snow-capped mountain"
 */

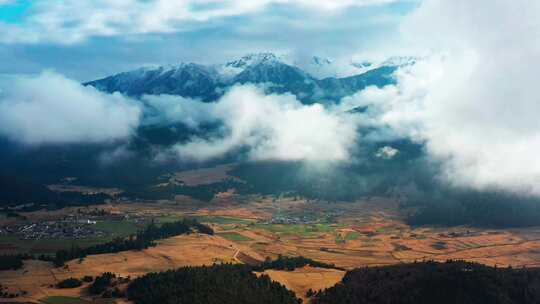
xmin=351 ymin=56 xmax=417 ymax=74
xmin=297 ymin=55 xmax=417 ymax=79
xmin=85 ymin=53 xmax=405 ymax=103
xmin=216 ymin=53 xmax=285 ymax=81
xmin=87 ymin=63 xmax=222 ymax=101
xmin=224 ymin=52 xmax=283 ymax=69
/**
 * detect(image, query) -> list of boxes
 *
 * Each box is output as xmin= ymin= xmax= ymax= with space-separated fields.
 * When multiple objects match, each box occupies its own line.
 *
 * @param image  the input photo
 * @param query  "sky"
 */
xmin=0 ymin=0 xmax=418 ymax=81
xmin=2 ymin=0 xmax=540 ymax=196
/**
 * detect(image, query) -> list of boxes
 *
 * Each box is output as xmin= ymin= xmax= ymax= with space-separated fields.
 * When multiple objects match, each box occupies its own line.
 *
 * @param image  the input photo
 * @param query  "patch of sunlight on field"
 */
xmin=156 ymin=215 xmax=254 ymax=225
xmin=0 ymin=235 xmax=121 ymax=255
xmin=93 ymin=220 xmax=139 ymax=237
xmin=256 ymin=224 xmax=337 ymax=237
xmin=345 ymin=232 xmax=360 ymax=240
xmin=195 ymin=216 xmax=254 ymax=225
xmin=218 ymin=232 xmax=253 ymax=242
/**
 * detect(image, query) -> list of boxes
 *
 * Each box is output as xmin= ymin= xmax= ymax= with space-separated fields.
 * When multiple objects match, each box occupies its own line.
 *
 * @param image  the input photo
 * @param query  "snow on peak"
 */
xmin=225 ymin=52 xmax=281 ymax=68
xmin=380 ymin=56 xmax=417 ymax=68
xmin=218 ymin=53 xmax=285 ymax=80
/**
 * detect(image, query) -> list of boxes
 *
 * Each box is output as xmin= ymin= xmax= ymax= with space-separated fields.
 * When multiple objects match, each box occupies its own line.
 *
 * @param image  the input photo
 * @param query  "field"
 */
xmin=0 ymin=234 xmax=116 ymax=255
xmin=217 ymin=232 xmax=253 ymax=241
xmin=160 ymin=163 xmax=242 ymax=186
xmin=0 ymin=219 xmax=142 ymax=255
xmin=3 ymin=165 xmax=540 ymax=302
xmin=255 ymin=223 xmax=340 ymax=237
xmin=258 ymin=266 xmax=345 ymax=302
xmin=92 ymin=220 xmax=139 ymax=237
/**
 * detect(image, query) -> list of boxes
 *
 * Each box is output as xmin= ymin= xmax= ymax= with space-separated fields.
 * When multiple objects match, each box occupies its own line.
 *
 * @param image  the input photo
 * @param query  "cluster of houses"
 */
xmin=265 ymin=210 xmax=345 ymax=225
xmin=1 ymin=216 xmax=104 ymax=240
xmin=266 ymin=215 xmax=319 ymax=225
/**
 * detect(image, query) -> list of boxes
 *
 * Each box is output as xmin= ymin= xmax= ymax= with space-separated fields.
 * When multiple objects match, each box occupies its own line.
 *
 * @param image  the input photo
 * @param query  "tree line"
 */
xmin=406 ymin=190 xmax=540 ymax=228
xmin=253 ymin=255 xmax=343 ymax=272
xmin=86 ymin=256 xmax=337 ymax=303
xmin=126 ymin=263 xmax=301 ymax=304
xmin=310 ymin=260 xmax=540 ymax=304
xmin=0 ymin=253 xmax=32 ymax=270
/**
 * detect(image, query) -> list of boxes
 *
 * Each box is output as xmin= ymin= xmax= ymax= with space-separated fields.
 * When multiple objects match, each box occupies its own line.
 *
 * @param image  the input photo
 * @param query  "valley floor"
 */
xmin=2 ymin=196 xmax=540 ymax=303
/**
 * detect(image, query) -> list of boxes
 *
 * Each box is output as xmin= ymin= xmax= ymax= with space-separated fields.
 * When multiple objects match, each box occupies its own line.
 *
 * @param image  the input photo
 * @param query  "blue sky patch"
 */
xmin=0 ymin=0 xmax=30 ymax=23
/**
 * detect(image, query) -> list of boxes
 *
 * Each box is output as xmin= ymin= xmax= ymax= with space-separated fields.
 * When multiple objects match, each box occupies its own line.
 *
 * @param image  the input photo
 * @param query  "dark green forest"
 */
xmin=0 ymin=253 xmax=31 ymax=270
xmin=85 ymin=256 xmax=335 ymax=300
xmin=311 ymin=260 xmax=540 ymax=304
xmin=56 ymin=277 xmax=83 ymax=288
xmin=405 ymin=189 xmax=540 ymax=228
xmin=253 ymin=255 xmax=342 ymax=272
xmin=126 ymin=264 xmax=301 ymax=304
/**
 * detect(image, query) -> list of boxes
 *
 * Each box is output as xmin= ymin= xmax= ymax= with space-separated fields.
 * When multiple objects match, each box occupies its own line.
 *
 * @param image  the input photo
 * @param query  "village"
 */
xmin=1 ymin=215 xmax=104 ymax=240
xmin=0 ymin=206 xmax=150 ymax=241
xmin=264 ymin=209 xmax=345 ymax=225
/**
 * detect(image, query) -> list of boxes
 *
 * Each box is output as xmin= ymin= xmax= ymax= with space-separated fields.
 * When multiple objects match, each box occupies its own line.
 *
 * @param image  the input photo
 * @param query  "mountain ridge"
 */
xmin=85 ymin=53 xmax=405 ymax=103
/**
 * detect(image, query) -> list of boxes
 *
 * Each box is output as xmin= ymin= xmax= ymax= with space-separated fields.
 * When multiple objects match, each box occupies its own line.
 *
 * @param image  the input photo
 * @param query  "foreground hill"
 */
xmin=311 ymin=260 xmax=540 ymax=304
xmin=127 ymin=264 xmax=300 ymax=304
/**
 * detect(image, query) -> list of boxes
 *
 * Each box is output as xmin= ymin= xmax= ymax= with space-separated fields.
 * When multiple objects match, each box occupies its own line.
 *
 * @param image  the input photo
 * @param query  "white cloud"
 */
xmin=142 ymin=94 xmax=216 ymax=128
xmin=288 ymin=0 xmax=403 ymax=10
xmin=162 ymin=85 xmax=358 ymax=162
xmin=0 ymin=0 xmax=411 ymax=44
xmin=348 ymin=0 xmax=540 ymax=195
xmin=0 ymin=71 xmax=141 ymax=145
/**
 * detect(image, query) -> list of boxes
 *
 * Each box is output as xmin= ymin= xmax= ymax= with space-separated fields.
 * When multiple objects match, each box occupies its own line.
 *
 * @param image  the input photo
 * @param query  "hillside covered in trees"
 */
xmin=406 ymin=190 xmax=540 ymax=228
xmin=254 ymin=255 xmax=342 ymax=271
xmin=127 ymin=264 xmax=301 ymax=304
xmin=0 ymin=254 xmax=31 ymax=271
xmin=310 ymin=260 xmax=540 ymax=304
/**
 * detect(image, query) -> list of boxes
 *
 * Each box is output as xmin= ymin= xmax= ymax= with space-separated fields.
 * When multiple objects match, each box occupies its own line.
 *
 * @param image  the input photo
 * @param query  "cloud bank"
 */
xmin=152 ymin=85 xmax=358 ymax=162
xmin=0 ymin=72 xmax=359 ymax=163
xmin=143 ymin=94 xmax=215 ymax=128
xmin=0 ymin=71 xmax=141 ymax=145
xmin=347 ymin=0 xmax=540 ymax=195
xmin=4 ymin=0 xmax=538 ymax=199
xmin=0 ymin=0 xmax=412 ymax=44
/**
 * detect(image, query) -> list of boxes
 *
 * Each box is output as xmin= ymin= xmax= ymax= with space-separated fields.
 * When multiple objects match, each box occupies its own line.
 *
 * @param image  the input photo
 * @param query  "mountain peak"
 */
xmin=86 ymin=53 xmax=399 ymax=103
xmin=226 ymin=52 xmax=281 ymax=69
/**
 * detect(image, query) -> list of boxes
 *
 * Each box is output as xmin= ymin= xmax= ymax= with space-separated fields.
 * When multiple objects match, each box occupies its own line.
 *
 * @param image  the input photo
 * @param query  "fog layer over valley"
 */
xmin=1 ymin=51 xmax=539 ymax=228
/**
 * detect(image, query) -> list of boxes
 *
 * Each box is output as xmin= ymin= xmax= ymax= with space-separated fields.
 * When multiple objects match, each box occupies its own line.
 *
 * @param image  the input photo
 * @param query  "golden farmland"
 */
xmin=2 ymin=194 xmax=540 ymax=303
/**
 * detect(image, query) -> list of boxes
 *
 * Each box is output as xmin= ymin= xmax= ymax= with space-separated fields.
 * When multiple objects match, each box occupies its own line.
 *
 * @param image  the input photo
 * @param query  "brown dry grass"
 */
xmin=4 ymin=196 xmax=540 ymax=302
xmin=0 ymin=233 xmax=270 ymax=303
xmin=258 ymin=266 xmax=345 ymax=301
